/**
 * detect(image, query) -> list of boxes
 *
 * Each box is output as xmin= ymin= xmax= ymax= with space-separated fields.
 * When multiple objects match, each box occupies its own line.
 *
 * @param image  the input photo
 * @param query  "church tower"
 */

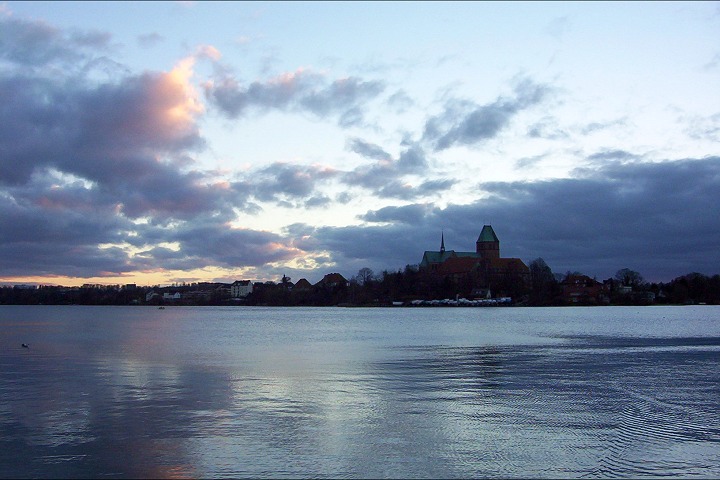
xmin=476 ymin=225 xmax=500 ymax=259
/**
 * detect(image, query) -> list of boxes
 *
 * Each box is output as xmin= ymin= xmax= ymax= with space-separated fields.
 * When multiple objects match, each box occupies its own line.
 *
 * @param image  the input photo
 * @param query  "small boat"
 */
xmin=21 ymin=343 xmax=29 ymax=348
xmin=158 ymin=306 xmax=165 ymax=309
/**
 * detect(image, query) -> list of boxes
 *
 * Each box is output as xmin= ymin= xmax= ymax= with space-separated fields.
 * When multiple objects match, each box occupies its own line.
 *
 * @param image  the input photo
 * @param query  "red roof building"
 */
xmin=560 ymin=274 xmax=604 ymax=304
xmin=419 ymin=225 xmax=529 ymax=294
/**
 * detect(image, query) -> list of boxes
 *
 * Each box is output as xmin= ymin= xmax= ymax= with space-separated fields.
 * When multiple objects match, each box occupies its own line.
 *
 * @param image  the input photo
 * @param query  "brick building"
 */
xmin=419 ymin=225 xmax=529 ymax=294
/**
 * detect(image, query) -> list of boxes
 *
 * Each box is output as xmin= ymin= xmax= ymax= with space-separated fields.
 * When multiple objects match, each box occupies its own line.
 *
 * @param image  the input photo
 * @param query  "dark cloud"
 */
xmin=0 ymin=42 xmax=231 ymax=223
xmin=0 ymin=16 xmax=296 ymax=278
xmin=293 ymin=223 xmax=431 ymax=277
xmin=586 ymin=149 xmax=640 ymax=164
xmin=304 ymin=195 xmax=332 ymax=208
xmin=423 ymin=78 xmax=551 ymax=151
xmin=376 ymin=179 xmax=456 ymax=200
xmin=397 ymin=145 xmax=428 ymax=171
xmin=300 ymin=157 xmax=720 ymax=282
xmin=0 ymin=180 xmax=133 ymax=277
xmin=300 ymin=77 xmax=384 ymax=117
xmin=251 ymin=163 xmax=338 ymax=204
xmin=343 ymin=142 xmax=444 ymax=199
xmin=204 ymin=70 xmax=384 ymax=127
xmin=464 ymin=157 xmax=720 ymax=281
xmin=0 ymin=71 xmax=239 ymax=221
xmin=172 ymin=222 xmax=302 ymax=269
xmin=0 ymin=16 xmax=111 ymax=67
xmin=0 ymin=72 xmax=204 ymax=179
xmin=1 ymin=13 xmax=715 ymax=285
xmin=359 ymin=204 xmax=436 ymax=224
xmin=347 ymin=138 xmax=391 ymax=161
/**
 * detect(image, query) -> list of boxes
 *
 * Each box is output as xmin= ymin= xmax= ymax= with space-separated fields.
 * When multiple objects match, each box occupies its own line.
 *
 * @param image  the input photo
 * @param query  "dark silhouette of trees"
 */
xmin=659 ymin=273 xmax=720 ymax=305
xmin=355 ymin=268 xmax=375 ymax=286
xmin=614 ymin=268 xmax=646 ymax=289
xmin=529 ymin=257 xmax=559 ymax=305
xmin=3 ymin=265 xmax=720 ymax=306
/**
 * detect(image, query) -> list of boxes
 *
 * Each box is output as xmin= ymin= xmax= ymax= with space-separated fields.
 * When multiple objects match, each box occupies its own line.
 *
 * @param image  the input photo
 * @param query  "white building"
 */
xmin=231 ymin=280 xmax=253 ymax=298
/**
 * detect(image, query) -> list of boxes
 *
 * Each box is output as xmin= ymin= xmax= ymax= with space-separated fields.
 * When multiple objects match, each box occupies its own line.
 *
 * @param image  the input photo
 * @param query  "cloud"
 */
xmin=301 ymin=156 xmax=720 ymax=282
xmin=343 ymin=141 xmax=442 ymax=199
xmin=0 ymin=17 xmax=280 ymax=278
xmin=1 ymin=10 xmax=716 ymax=286
xmin=342 ymin=138 xmax=456 ymax=200
xmin=137 ymin=32 xmax=164 ymax=48
xmin=163 ymin=221 xmax=306 ymax=270
xmin=204 ymin=69 xmax=385 ymax=126
xmin=0 ymin=15 xmax=111 ymax=67
xmin=703 ymin=52 xmax=720 ymax=71
xmin=527 ymin=117 xmax=568 ymax=140
xmin=423 ymin=78 xmax=552 ymax=151
xmin=251 ymin=163 xmax=338 ymax=205
xmin=684 ymin=112 xmax=720 ymax=142
xmin=0 ymin=176 xmax=133 ymax=277
xmin=359 ymin=204 xmax=436 ymax=224
xmin=515 ymin=154 xmax=548 ymax=169
xmin=544 ymin=16 xmax=571 ymax=40
xmin=387 ymin=90 xmax=414 ymax=113
xmin=347 ymin=138 xmax=391 ymax=161
xmin=580 ymin=117 xmax=628 ymax=135
xmin=0 ymin=47 xmax=219 ymax=221
xmin=0 ymin=69 xmax=203 ymax=180
xmin=586 ymin=149 xmax=641 ymax=165
xmin=375 ymin=179 xmax=456 ymax=200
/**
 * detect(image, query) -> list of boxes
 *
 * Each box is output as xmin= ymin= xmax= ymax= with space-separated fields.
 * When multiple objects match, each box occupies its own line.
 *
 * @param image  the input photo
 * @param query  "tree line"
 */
xmin=2 ymin=260 xmax=719 ymax=306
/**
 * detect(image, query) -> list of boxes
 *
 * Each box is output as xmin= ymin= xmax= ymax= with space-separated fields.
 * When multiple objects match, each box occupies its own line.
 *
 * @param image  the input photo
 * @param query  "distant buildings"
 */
xmin=230 ymin=280 xmax=253 ymax=298
xmin=560 ymin=274 xmax=604 ymax=304
xmin=316 ymin=273 xmax=349 ymax=288
xmin=420 ymin=225 xmax=530 ymax=296
xmin=293 ymin=278 xmax=312 ymax=291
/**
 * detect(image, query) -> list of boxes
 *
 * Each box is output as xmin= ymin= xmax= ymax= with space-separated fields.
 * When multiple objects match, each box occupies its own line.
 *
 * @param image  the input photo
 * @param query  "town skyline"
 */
xmin=1 ymin=2 xmax=719 ymax=287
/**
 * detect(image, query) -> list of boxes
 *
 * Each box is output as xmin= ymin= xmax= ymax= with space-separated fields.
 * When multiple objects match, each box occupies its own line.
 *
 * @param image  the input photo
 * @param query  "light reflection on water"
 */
xmin=1 ymin=305 xmax=719 ymax=478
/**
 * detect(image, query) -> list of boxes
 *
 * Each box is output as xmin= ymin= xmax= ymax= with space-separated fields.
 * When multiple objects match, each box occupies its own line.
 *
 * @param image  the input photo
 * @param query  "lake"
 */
xmin=1 ymin=305 xmax=719 ymax=478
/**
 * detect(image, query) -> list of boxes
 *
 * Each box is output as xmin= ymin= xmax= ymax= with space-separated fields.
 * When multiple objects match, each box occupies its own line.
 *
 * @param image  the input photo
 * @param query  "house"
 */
xmin=163 ymin=292 xmax=182 ymax=301
xmin=560 ymin=275 xmax=603 ymax=304
xmin=420 ymin=225 xmax=530 ymax=293
xmin=230 ymin=280 xmax=253 ymax=298
xmin=316 ymin=273 xmax=349 ymax=288
xmin=293 ymin=278 xmax=313 ymax=291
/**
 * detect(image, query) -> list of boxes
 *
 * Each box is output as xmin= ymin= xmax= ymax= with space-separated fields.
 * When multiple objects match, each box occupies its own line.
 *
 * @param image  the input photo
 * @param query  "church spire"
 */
xmin=440 ymin=230 xmax=445 ymax=253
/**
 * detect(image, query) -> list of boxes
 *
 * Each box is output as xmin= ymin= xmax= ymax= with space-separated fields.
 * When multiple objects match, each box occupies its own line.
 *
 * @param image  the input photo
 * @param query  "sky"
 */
xmin=0 ymin=1 xmax=719 ymax=287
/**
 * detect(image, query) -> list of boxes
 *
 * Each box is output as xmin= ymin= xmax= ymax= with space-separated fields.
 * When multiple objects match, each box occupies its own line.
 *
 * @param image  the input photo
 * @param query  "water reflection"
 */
xmin=1 ymin=306 xmax=719 ymax=478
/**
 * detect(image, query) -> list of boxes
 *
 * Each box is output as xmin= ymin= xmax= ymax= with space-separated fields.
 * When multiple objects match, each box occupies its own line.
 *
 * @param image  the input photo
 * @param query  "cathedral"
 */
xmin=419 ymin=225 xmax=530 ymax=292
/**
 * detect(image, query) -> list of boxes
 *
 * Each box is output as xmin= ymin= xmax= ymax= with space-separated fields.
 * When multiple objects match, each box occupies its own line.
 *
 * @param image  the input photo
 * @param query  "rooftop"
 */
xmin=477 ymin=225 xmax=499 ymax=243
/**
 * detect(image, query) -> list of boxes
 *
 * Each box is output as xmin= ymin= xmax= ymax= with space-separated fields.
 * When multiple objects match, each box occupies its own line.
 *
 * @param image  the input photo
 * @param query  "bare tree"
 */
xmin=614 ymin=268 xmax=645 ymax=289
xmin=355 ymin=267 xmax=375 ymax=286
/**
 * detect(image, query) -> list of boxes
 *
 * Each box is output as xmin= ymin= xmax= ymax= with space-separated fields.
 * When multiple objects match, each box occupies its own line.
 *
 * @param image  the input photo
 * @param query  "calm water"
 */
xmin=1 ymin=305 xmax=719 ymax=478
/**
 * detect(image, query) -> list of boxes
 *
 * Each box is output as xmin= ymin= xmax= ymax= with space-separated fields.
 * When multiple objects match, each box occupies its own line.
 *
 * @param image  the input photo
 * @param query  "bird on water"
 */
xmin=21 ymin=343 xmax=29 ymax=348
